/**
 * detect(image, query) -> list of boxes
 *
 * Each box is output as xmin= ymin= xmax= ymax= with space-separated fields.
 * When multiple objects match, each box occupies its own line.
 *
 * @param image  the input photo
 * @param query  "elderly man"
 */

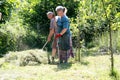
xmin=47 ymin=11 xmax=57 ymax=63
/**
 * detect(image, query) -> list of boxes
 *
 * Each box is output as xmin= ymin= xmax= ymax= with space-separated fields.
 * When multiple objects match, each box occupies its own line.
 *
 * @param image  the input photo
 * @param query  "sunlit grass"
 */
xmin=0 ymin=54 xmax=120 ymax=80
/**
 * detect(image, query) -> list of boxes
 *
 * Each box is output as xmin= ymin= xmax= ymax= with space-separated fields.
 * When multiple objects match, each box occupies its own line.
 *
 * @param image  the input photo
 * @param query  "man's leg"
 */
xmin=52 ymin=48 xmax=56 ymax=63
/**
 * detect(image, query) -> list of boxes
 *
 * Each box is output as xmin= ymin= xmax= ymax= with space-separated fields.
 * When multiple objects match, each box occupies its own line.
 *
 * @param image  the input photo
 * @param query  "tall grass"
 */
xmin=94 ymin=30 xmax=120 ymax=53
xmin=77 ymin=30 xmax=120 ymax=58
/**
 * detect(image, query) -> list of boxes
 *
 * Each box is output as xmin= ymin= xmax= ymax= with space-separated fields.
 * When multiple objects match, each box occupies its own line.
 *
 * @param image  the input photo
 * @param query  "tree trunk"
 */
xmin=101 ymin=0 xmax=114 ymax=74
xmin=109 ymin=23 xmax=114 ymax=73
xmin=78 ymin=47 xmax=81 ymax=62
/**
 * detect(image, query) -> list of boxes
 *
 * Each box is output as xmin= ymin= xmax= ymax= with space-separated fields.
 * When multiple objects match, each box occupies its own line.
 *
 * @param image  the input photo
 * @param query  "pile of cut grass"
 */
xmin=2 ymin=49 xmax=48 ymax=66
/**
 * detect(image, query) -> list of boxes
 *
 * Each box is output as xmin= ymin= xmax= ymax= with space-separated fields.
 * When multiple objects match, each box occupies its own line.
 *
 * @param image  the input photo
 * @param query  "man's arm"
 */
xmin=47 ymin=19 xmax=55 ymax=42
xmin=47 ymin=28 xmax=54 ymax=42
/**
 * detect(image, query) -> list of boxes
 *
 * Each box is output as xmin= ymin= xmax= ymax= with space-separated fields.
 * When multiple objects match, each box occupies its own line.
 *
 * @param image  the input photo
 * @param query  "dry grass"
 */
xmin=2 ymin=49 xmax=48 ymax=66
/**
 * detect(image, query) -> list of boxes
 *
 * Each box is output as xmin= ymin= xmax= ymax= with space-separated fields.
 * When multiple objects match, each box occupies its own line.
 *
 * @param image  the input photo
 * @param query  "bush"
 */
xmin=0 ymin=29 xmax=16 ymax=55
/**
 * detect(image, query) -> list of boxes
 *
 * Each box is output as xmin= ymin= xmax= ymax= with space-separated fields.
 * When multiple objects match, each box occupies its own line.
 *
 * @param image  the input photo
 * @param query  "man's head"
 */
xmin=47 ymin=11 xmax=54 ymax=19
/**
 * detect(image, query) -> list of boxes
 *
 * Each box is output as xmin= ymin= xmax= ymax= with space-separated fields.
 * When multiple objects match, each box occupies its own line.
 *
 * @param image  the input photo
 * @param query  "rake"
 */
xmin=42 ymin=41 xmax=48 ymax=50
xmin=41 ymin=41 xmax=51 ymax=64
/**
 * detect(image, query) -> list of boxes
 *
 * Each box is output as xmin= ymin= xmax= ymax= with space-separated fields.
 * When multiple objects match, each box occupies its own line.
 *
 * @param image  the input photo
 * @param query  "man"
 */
xmin=47 ymin=11 xmax=57 ymax=63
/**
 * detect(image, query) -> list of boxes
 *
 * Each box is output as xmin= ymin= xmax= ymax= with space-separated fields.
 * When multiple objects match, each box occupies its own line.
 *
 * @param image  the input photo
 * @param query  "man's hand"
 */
xmin=47 ymin=37 xmax=51 ymax=42
xmin=55 ymin=33 xmax=62 ymax=39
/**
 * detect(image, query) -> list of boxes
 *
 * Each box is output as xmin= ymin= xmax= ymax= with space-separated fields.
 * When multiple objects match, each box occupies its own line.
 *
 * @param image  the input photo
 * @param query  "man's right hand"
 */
xmin=47 ymin=37 xmax=51 ymax=42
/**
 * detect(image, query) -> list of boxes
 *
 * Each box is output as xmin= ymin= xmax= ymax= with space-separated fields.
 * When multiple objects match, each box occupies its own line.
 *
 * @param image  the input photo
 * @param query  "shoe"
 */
xmin=52 ymin=57 xmax=55 ymax=63
xmin=48 ymin=59 xmax=51 ymax=64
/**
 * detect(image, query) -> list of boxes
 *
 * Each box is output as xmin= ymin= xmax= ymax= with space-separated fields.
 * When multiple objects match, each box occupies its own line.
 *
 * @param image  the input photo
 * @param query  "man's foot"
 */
xmin=52 ymin=57 xmax=55 ymax=64
xmin=48 ymin=59 xmax=51 ymax=64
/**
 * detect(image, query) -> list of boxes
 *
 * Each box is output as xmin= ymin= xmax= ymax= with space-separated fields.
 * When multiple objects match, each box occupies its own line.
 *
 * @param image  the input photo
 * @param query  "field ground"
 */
xmin=0 ymin=54 xmax=120 ymax=80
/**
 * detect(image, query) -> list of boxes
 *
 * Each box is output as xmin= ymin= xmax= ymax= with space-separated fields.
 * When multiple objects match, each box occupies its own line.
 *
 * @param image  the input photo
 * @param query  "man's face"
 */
xmin=47 ymin=14 xmax=53 ymax=19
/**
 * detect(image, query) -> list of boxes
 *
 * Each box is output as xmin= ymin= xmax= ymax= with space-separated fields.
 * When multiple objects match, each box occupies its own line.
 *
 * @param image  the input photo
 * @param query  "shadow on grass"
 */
xmin=53 ymin=63 xmax=72 ymax=72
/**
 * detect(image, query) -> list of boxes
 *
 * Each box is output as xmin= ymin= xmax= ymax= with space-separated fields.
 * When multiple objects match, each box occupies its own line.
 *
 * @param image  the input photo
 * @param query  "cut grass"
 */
xmin=3 ymin=49 xmax=48 ymax=66
xmin=0 ymin=54 xmax=120 ymax=80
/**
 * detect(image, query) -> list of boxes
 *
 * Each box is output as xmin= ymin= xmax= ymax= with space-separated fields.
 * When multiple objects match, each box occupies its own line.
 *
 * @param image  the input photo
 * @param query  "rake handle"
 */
xmin=42 ymin=41 xmax=48 ymax=50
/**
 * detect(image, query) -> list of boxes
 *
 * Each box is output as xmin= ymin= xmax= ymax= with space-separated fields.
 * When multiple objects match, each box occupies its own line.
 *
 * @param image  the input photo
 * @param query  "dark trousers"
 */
xmin=58 ymin=34 xmax=70 ymax=63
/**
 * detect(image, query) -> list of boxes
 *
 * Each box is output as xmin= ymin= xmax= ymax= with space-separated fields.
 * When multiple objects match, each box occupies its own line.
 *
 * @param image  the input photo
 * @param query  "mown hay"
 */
xmin=4 ymin=49 xmax=48 ymax=66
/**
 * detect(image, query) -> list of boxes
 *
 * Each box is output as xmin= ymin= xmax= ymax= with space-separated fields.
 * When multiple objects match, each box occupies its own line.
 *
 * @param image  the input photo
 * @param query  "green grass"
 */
xmin=0 ymin=54 xmax=120 ymax=80
xmin=94 ymin=30 xmax=120 ymax=52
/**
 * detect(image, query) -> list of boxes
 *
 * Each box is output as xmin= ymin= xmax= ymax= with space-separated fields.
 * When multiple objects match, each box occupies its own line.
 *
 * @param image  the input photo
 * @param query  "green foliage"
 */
xmin=0 ymin=0 xmax=28 ymax=54
xmin=20 ymin=0 xmax=79 ymax=33
xmin=75 ymin=0 xmax=120 ymax=47
xmin=0 ymin=0 xmax=15 ymax=23
xmin=0 ymin=28 xmax=16 ymax=55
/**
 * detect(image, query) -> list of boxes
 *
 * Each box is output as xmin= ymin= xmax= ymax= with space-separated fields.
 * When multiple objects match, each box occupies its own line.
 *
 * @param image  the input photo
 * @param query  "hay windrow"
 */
xmin=3 ymin=49 xmax=48 ymax=66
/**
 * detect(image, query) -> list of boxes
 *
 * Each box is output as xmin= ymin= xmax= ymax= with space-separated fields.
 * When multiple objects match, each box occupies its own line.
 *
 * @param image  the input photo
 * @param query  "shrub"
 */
xmin=0 ymin=28 xmax=16 ymax=56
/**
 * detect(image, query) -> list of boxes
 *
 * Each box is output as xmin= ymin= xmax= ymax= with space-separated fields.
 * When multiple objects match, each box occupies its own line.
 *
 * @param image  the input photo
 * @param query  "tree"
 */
xmin=76 ymin=0 xmax=120 ymax=77
xmin=101 ymin=0 xmax=120 ymax=76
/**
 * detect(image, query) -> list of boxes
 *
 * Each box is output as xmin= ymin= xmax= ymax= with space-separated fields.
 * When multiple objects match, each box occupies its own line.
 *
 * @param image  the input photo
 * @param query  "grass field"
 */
xmin=0 ymin=54 xmax=120 ymax=80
